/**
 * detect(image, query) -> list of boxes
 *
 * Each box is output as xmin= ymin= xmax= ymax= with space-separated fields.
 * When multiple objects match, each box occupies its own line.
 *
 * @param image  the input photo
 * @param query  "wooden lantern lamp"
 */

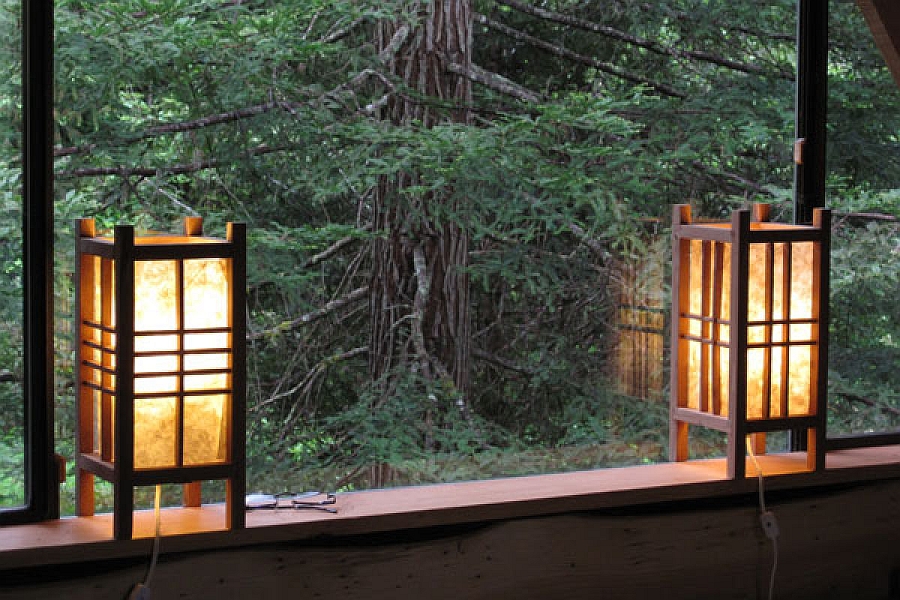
xmin=670 ymin=204 xmax=830 ymax=479
xmin=75 ymin=217 xmax=246 ymax=540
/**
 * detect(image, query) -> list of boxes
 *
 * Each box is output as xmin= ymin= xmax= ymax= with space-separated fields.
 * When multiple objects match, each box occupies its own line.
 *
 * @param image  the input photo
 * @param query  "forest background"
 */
xmin=0 ymin=0 xmax=898 ymax=510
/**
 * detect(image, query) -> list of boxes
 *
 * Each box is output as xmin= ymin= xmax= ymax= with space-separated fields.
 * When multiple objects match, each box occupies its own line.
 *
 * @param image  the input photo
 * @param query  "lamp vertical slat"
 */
xmin=175 ymin=258 xmax=185 ymax=469
xmin=757 ymin=242 xmax=772 ymax=423
xmin=711 ymin=242 xmax=724 ymax=416
xmin=113 ymin=225 xmax=136 ymax=541
xmin=780 ymin=242 xmax=793 ymax=419
xmin=699 ymin=240 xmax=712 ymax=414
xmin=182 ymin=217 xmax=203 ymax=508
xmin=100 ymin=257 xmax=114 ymax=462
xmin=75 ymin=219 xmax=96 ymax=517
xmin=669 ymin=206 xmax=690 ymax=463
xmin=812 ymin=208 xmax=831 ymax=471
xmin=728 ymin=209 xmax=751 ymax=480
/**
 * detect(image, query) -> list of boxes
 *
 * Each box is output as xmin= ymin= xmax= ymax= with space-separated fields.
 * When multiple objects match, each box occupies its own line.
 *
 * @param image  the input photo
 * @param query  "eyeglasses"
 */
xmin=245 ymin=491 xmax=337 ymax=513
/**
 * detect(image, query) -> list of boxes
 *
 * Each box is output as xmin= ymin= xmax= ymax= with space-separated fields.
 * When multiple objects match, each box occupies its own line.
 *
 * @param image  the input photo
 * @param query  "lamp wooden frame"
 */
xmin=74 ymin=217 xmax=246 ymax=540
xmin=670 ymin=204 xmax=831 ymax=479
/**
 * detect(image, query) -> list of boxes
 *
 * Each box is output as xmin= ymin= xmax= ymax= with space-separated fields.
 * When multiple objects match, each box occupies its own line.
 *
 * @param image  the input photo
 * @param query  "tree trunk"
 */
xmin=370 ymin=1 xmax=473 ymax=396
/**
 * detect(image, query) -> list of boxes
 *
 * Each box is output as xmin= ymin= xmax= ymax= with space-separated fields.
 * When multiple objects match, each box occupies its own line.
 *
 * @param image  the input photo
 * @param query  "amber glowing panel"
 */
xmin=681 ymin=235 xmax=819 ymax=421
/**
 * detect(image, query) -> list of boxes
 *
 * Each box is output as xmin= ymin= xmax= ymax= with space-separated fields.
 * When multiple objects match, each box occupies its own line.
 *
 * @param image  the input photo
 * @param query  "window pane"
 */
xmin=826 ymin=4 xmax=900 ymax=436
xmin=56 ymin=0 xmax=805 ymax=497
xmin=0 ymin=0 xmax=24 ymax=510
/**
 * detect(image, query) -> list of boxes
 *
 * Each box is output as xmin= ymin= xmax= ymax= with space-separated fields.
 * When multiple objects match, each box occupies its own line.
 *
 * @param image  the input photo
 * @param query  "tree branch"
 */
xmin=322 ymin=16 xmax=366 ymax=44
xmin=248 ymin=286 xmax=370 ymax=341
xmin=302 ymin=230 xmax=369 ymax=270
xmin=472 ymin=347 xmax=537 ymax=376
xmin=647 ymin=4 xmax=796 ymax=42
xmin=475 ymin=13 xmax=686 ymax=99
xmin=494 ymin=0 xmax=790 ymax=80
xmin=834 ymin=211 xmax=898 ymax=223
xmin=689 ymin=159 xmax=770 ymax=195
xmin=56 ymin=144 xmax=285 ymax=178
xmin=256 ymin=346 xmax=368 ymax=409
xmin=835 ymin=388 xmax=900 ymax=417
xmin=447 ymin=62 xmax=543 ymax=102
xmin=54 ymin=66 xmax=400 ymax=173
xmin=55 ymin=102 xmax=290 ymax=159
xmin=378 ymin=24 xmax=411 ymax=63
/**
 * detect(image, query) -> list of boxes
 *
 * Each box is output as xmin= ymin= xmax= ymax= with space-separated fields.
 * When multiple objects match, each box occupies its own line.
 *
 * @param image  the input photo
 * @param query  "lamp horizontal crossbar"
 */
xmin=79 ymin=238 xmax=238 ymax=260
xmin=678 ymin=312 xmax=732 ymax=325
xmin=82 ymin=341 xmax=114 ymax=354
xmin=132 ymin=464 xmax=236 ymax=485
xmin=677 ymin=225 xmax=825 ymax=243
xmin=136 ymin=326 xmax=231 ymax=336
xmin=82 ymin=320 xmax=116 ymax=334
xmin=746 ymin=341 xmax=818 ymax=349
xmin=78 ymin=453 xmax=235 ymax=484
xmin=133 ymin=388 xmax=232 ymax=399
xmin=674 ymin=407 xmax=819 ymax=433
xmin=134 ymin=368 xmax=231 ymax=378
xmin=680 ymin=313 xmax=819 ymax=328
xmin=134 ymin=348 xmax=232 ymax=358
xmin=743 ymin=415 xmax=819 ymax=432
xmin=81 ymin=381 xmax=115 ymax=395
xmin=84 ymin=322 xmax=233 ymax=338
xmin=677 ymin=333 xmax=730 ymax=347
xmin=672 ymin=408 xmax=730 ymax=431
xmin=81 ymin=361 xmax=115 ymax=376
xmin=747 ymin=318 xmax=818 ymax=326
xmin=745 ymin=229 xmax=825 ymax=243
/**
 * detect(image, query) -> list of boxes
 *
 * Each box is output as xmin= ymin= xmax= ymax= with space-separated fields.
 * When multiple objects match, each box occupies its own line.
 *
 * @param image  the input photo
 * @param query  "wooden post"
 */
xmin=113 ymin=225 xmax=136 ymax=541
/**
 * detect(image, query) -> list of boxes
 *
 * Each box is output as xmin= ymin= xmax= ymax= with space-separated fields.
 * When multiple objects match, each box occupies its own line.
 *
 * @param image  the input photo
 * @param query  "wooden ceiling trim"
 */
xmin=858 ymin=0 xmax=900 ymax=88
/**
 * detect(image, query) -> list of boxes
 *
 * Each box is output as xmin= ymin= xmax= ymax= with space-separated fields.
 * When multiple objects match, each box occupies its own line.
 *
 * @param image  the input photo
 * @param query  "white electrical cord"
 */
xmin=746 ymin=438 xmax=778 ymax=600
xmin=128 ymin=484 xmax=163 ymax=600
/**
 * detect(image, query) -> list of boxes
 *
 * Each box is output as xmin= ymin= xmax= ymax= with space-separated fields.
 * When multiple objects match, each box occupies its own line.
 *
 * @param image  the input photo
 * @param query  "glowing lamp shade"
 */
xmin=75 ymin=217 xmax=246 ymax=540
xmin=669 ymin=204 xmax=830 ymax=479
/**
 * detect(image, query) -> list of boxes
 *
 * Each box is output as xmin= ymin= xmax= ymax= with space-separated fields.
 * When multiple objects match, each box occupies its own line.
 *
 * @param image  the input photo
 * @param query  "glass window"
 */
xmin=52 ymin=0 xmax=810 ymax=500
xmin=45 ymin=1 xmax=896 ymax=515
xmin=0 ymin=0 xmax=57 ymax=526
xmin=0 ymin=0 xmax=24 ymax=511
xmin=825 ymin=2 xmax=900 ymax=438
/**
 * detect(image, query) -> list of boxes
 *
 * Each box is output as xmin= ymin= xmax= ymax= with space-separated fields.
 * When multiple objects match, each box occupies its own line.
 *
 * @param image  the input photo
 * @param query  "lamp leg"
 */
xmin=113 ymin=481 xmax=134 ymax=540
xmin=807 ymin=427 xmax=821 ymax=471
xmin=76 ymin=468 xmax=95 ymax=517
xmin=184 ymin=481 xmax=202 ymax=508
xmin=670 ymin=420 xmax=689 ymax=462
xmin=226 ymin=477 xmax=245 ymax=530
xmin=750 ymin=432 xmax=767 ymax=456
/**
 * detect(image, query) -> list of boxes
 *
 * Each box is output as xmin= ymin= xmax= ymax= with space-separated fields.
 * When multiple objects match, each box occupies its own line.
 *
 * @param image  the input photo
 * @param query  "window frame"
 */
xmin=1 ymin=0 xmax=895 ymax=529
xmin=0 ymin=0 xmax=57 ymax=526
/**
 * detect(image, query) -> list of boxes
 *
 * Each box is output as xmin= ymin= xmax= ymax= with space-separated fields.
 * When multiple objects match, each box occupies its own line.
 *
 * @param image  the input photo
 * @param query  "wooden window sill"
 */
xmin=3 ymin=446 xmax=900 ymax=571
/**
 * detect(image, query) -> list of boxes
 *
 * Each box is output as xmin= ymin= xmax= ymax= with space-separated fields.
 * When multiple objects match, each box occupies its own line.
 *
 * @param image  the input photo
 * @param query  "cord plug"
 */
xmin=127 ymin=583 xmax=151 ymax=600
xmin=760 ymin=510 xmax=779 ymax=540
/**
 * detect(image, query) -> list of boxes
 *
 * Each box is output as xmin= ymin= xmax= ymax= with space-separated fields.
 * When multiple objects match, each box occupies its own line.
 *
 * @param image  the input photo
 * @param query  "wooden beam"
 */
xmin=858 ymin=0 xmax=900 ymax=88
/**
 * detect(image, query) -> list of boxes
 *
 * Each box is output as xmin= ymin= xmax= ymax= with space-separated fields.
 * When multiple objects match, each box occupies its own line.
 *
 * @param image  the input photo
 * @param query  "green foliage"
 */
xmin=827 ymin=189 xmax=900 ymax=435
xmin=0 ymin=0 xmax=897 ymax=501
xmin=0 ymin=438 xmax=24 ymax=508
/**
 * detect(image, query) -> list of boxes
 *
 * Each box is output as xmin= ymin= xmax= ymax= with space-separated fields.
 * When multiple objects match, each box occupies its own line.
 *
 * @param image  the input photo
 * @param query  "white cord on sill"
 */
xmin=127 ymin=484 xmax=162 ymax=600
xmin=747 ymin=437 xmax=779 ymax=600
